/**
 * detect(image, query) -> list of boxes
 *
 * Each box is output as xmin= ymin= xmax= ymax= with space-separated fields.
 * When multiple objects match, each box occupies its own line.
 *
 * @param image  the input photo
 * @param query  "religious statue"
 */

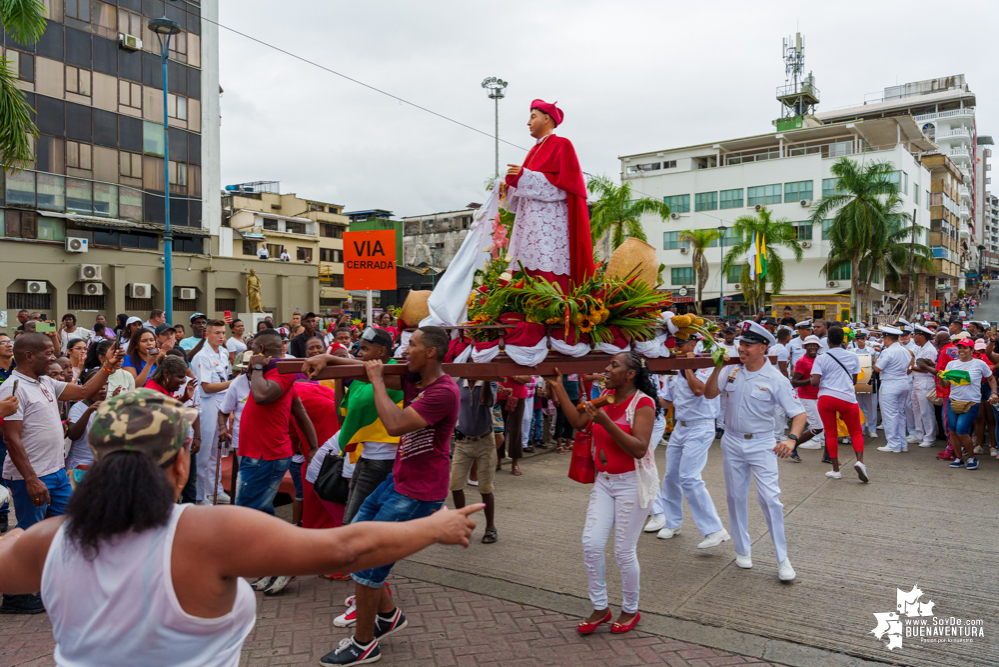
xmin=246 ymin=268 xmax=262 ymax=313
xmin=504 ymin=99 xmax=594 ymax=293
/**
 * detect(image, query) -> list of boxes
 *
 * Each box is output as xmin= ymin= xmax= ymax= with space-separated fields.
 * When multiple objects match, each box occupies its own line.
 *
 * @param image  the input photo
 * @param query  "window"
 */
xmin=37 ymin=217 xmax=66 ymax=242
xmin=719 ymin=228 xmax=742 ymax=246
xmin=663 ymin=231 xmax=687 ymax=250
xmin=310 ymin=203 xmax=325 ymax=212
xmin=5 ymin=210 xmax=38 ymax=238
xmin=120 ymin=151 xmax=142 ymax=178
xmin=822 ymin=219 xmax=834 ymax=240
xmin=720 ymin=188 xmax=743 ymax=209
xmin=822 ymin=178 xmax=842 ymax=199
xmin=68 ymin=293 xmax=106 ymax=311
xmin=262 ymin=218 xmax=278 ymax=231
xmin=902 ymin=171 xmax=909 ymax=196
xmin=66 ymin=141 xmax=92 ymax=170
xmin=65 ymin=66 xmax=91 ymax=96
xmin=664 ymin=194 xmax=690 ymax=213
xmin=747 ymin=184 xmax=781 ymax=206
xmin=297 ymin=247 xmax=313 ymax=262
xmin=925 ymin=190 xmax=930 ymax=211
xmin=726 ymin=265 xmax=744 ymax=284
xmin=663 ymin=160 xmax=677 ymax=169
xmin=167 ymin=93 xmax=188 ymax=121
xmin=829 ymin=264 xmax=851 ymax=280
xmin=168 ymin=31 xmax=187 ymax=62
xmin=285 ymin=221 xmax=306 ymax=234
xmin=695 ymin=191 xmax=717 ymax=211
xmin=91 ymin=1 xmax=117 ymax=40
xmin=266 ymin=243 xmax=283 ymax=257
xmin=120 ymin=80 xmax=141 ymax=111
xmin=321 ymin=223 xmax=344 ymax=238
xmin=93 ymin=182 xmax=118 ymax=217
xmin=216 ymin=298 xmax=237 ymax=312
xmin=118 ymin=10 xmax=142 ymax=37
xmin=175 ymin=236 xmax=202 ymax=253
xmin=784 ymin=180 xmax=813 ymax=203
xmin=886 ymin=171 xmax=901 ymax=190
xmin=671 ymin=267 xmax=694 ymax=285
xmin=327 ymin=274 xmax=345 ymax=287
xmin=914 ymin=188 xmax=920 ymax=207
xmin=796 ymin=222 xmax=813 ymax=240
xmin=7 ymin=291 xmax=50 ymax=310
xmin=320 ymin=248 xmax=344 ymax=262
xmin=242 ymin=240 xmax=257 ymax=256
xmin=6 ymin=170 xmax=36 ymax=207
xmin=168 ymin=160 xmax=187 ymax=187
xmin=142 ymin=120 xmax=164 ymax=156
xmin=66 ymin=0 xmax=90 ymax=22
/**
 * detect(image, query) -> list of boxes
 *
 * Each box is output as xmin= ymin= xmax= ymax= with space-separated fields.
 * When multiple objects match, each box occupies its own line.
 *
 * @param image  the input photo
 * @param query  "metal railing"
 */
xmin=775 ymin=82 xmax=820 ymax=101
xmin=914 ymin=108 xmax=975 ymax=122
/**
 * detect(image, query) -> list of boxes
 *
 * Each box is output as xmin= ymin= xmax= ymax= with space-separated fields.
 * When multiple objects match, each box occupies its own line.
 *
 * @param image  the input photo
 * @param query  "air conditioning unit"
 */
xmin=84 ymin=283 xmax=104 ymax=296
xmin=799 ymin=199 xmax=811 ymax=207
xmin=800 ymin=240 xmax=812 ymax=249
xmin=65 ymin=237 xmax=88 ymax=253
xmin=754 ymin=204 xmax=763 ymax=212
xmin=78 ymin=264 xmax=102 ymax=281
xmin=679 ymin=247 xmax=689 ymax=254
xmin=178 ymin=288 xmax=197 ymax=300
xmin=129 ymin=283 xmax=152 ymax=299
xmin=670 ymin=212 xmax=681 ymax=220
xmin=734 ymin=283 xmax=741 ymax=290
xmin=827 ymin=281 xmax=839 ymax=288
xmin=118 ymin=33 xmax=142 ymax=51
xmin=27 ymin=280 xmax=47 ymax=294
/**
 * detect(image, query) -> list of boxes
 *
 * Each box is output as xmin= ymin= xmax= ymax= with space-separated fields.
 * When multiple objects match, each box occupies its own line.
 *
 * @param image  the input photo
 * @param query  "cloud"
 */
xmin=219 ymin=0 xmax=998 ymax=216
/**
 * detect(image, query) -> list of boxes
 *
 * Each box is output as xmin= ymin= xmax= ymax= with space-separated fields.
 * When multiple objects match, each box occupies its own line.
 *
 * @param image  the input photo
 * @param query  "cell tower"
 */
xmin=774 ymin=32 xmax=819 ymax=131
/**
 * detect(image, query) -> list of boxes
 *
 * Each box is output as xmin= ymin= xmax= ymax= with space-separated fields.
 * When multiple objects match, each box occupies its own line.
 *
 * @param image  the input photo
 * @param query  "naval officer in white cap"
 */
xmin=703 ymin=321 xmax=806 ymax=581
xmin=873 ymin=326 xmax=913 ymax=453
xmin=910 ymin=324 xmax=939 ymax=447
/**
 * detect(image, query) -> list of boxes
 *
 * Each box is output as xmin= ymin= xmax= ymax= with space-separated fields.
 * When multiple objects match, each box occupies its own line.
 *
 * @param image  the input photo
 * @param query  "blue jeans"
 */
xmin=351 ymin=474 xmax=443 ymax=588
xmin=289 ymin=459 xmax=304 ymax=502
xmin=530 ymin=407 xmax=543 ymax=441
xmin=235 ymin=455 xmax=291 ymax=515
xmin=947 ymin=402 xmax=980 ymax=435
xmin=6 ymin=469 xmax=72 ymax=530
xmin=0 ymin=441 xmax=8 ymax=518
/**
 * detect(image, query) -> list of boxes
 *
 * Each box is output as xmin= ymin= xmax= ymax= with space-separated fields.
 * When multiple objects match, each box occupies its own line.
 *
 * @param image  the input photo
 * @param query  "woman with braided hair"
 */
xmin=545 ymin=351 xmax=660 ymax=636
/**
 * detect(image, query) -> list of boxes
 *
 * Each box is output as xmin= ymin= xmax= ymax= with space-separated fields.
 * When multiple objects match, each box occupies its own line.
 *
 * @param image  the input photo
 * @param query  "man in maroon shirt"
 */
xmin=306 ymin=326 xmax=462 ymax=666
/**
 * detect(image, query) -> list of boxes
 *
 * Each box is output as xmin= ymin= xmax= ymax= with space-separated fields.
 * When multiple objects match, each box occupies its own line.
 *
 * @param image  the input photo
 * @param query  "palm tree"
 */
xmin=0 ymin=0 xmax=47 ymax=168
xmin=722 ymin=207 xmax=803 ymax=312
xmin=587 ymin=175 xmax=673 ymax=254
xmin=810 ymin=157 xmax=899 ymax=318
xmin=678 ymin=228 xmax=720 ymax=313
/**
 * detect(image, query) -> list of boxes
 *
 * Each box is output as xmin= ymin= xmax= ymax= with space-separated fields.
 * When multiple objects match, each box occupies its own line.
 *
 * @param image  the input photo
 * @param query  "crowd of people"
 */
xmin=0 ymin=300 xmax=996 ymax=665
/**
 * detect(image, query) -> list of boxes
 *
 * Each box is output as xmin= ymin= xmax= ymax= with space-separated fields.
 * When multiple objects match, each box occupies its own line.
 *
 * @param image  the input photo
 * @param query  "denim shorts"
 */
xmin=947 ymin=401 xmax=981 ymax=435
xmin=235 ymin=455 xmax=291 ymax=515
xmin=288 ymin=460 xmax=304 ymax=502
xmin=351 ymin=473 xmax=443 ymax=588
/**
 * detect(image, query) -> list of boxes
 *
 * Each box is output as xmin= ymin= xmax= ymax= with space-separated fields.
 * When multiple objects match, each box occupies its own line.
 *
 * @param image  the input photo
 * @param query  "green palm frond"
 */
xmin=1 ymin=0 xmax=48 ymax=45
xmin=0 ymin=0 xmax=46 ymax=169
xmin=587 ymin=174 xmax=669 ymax=249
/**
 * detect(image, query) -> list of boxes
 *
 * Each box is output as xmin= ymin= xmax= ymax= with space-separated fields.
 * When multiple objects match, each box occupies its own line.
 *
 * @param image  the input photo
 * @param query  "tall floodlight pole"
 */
xmin=718 ymin=225 xmax=727 ymax=319
xmin=481 ymin=78 xmax=507 ymax=178
xmin=149 ymin=17 xmax=181 ymax=324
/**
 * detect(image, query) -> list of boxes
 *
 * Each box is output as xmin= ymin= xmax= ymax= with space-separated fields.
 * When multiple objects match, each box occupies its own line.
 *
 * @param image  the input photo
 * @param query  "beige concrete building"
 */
xmin=401 ymin=205 xmax=480 ymax=269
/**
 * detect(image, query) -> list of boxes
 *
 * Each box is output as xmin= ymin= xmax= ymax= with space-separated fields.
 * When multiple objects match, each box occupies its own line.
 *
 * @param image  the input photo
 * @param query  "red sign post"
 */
xmin=344 ymin=230 xmax=397 ymax=291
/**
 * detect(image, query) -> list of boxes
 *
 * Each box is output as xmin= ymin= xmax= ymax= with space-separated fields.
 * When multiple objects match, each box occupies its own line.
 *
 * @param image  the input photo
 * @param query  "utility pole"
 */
xmin=481 ymin=78 xmax=508 ymax=178
xmin=908 ymin=207 xmax=917 ymax=318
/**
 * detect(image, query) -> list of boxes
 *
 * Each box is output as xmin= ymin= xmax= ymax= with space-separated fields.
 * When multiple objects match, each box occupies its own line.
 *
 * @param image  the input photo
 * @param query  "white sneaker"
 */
xmin=798 ymin=442 xmax=823 ymax=450
xmin=854 ymin=461 xmax=869 ymax=483
xmin=697 ymin=529 xmax=731 ymax=549
xmin=778 ymin=557 xmax=796 ymax=581
xmin=901 ymin=446 xmax=908 ymax=453
xmin=467 ymin=479 xmax=479 ymax=486
xmin=918 ymin=441 xmax=935 ymax=448
xmin=216 ymin=490 xmax=231 ymax=504
xmin=644 ymin=514 xmax=666 ymax=533
xmin=334 ymin=602 xmax=358 ymax=628
xmin=735 ymin=552 xmax=752 ymax=569
xmin=876 ymin=446 xmax=901 ymax=453
xmin=825 ymin=470 xmax=842 ymax=479
xmin=250 ymin=576 xmax=275 ymax=591
xmin=197 ymin=499 xmax=213 ymax=506
xmin=0 ymin=484 xmax=9 ymax=506
xmin=906 ymin=435 xmax=920 ymax=444
xmin=877 ymin=424 xmax=885 ymax=430
xmin=656 ymin=526 xmax=681 ymax=540
xmin=973 ymin=445 xmax=983 ymax=455
xmin=262 ymin=575 xmax=296 ymax=596
xmin=991 ymin=447 xmax=998 ymax=458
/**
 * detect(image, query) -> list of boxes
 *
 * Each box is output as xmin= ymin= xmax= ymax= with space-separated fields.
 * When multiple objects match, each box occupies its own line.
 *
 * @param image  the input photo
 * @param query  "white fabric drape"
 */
xmin=504 ymin=338 xmax=549 ymax=367
xmin=550 ymin=338 xmax=591 ymax=358
xmin=471 ymin=345 xmax=501 ymax=363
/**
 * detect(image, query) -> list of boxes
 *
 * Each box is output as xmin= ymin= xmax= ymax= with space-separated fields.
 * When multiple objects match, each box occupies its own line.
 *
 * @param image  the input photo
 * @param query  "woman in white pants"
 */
xmin=546 ymin=352 xmax=659 ymax=636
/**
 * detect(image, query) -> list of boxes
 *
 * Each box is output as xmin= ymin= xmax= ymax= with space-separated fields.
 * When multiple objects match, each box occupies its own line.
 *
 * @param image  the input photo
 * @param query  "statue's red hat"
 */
xmin=530 ymin=99 xmax=563 ymax=127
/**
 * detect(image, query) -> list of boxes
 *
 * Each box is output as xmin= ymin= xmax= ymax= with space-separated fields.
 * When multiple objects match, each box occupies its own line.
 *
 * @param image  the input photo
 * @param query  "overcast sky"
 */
xmin=218 ymin=0 xmax=998 ymax=217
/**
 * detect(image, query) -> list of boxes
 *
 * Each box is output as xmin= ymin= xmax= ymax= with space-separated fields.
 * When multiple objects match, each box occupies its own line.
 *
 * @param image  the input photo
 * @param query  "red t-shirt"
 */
xmin=501 ymin=378 xmax=529 ymax=400
xmin=144 ymin=379 xmax=171 ymax=396
xmin=794 ymin=355 xmax=819 ymax=400
xmin=393 ymin=372 xmax=460 ymax=502
xmin=239 ymin=366 xmax=296 ymax=460
xmin=292 ymin=382 xmax=340 ymax=449
xmin=592 ymin=391 xmax=655 ymax=474
xmin=935 ymin=343 xmax=959 ymax=398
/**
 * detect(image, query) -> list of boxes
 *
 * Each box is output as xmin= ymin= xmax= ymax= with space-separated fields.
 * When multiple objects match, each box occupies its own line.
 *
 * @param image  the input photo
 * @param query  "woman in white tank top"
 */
xmin=0 ymin=389 xmax=480 ymax=667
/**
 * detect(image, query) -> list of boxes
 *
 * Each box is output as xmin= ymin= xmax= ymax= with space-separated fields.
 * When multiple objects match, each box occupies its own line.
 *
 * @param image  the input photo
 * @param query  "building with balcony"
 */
xmin=0 ymin=1 xmax=317 ymax=329
xmin=620 ymin=115 xmax=939 ymax=320
xmin=401 ymin=204 xmax=481 ymax=269
xmin=919 ymin=154 xmax=964 ymax=296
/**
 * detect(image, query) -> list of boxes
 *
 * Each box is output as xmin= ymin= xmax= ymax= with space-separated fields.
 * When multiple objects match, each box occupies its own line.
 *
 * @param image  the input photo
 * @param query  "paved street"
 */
xmin=2 ymin=423 xmax=996 ymax=666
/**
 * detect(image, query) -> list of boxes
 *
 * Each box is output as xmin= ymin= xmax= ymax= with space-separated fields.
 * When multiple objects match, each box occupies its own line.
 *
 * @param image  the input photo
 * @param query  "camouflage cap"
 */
xmin=88 ymin=388 xmax=199 ymax=466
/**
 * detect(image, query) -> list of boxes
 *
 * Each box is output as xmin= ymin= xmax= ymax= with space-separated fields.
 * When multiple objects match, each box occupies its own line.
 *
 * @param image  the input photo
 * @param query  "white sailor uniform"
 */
xmin=768 ymin=341 xmax=791 ymax=440
xmin=910 ymin=337 xmax=939 ymax=444
xmin=193 ymin=344 xmax=231 ymax=501
xmin=851 ymin=342 xmax=879 ymax=437
xmin=653 ymin=367 xmax=724 ymax=536
xmin=714 ymin=359 xmax=804 ymax=563
xmin=874 ymin=338 xmax=912 ymax=453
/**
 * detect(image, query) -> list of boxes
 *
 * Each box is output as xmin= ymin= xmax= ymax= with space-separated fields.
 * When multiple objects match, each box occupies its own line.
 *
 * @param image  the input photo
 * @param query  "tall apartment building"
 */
xmin=221 ymin=181 xmax=348 ymax=312
xmin=401 ymin=204 xmax=480 ymax=268
xmin=816 ymin=75 xmax=979 ymax=291
xmin=983 ymin=194 xmax=999 ymax=278
xmin=0 ymin=0 xmax=315 ymax=330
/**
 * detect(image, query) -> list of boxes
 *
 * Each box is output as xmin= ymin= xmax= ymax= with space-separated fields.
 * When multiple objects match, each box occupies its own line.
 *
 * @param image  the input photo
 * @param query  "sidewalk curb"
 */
xmin=394 ymin=561 xmax=893 ymax=667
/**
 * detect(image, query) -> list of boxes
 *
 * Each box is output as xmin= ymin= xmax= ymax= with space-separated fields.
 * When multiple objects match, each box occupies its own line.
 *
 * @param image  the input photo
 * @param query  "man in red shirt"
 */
xmin=305 ymin=326 xmax=462 ymax=666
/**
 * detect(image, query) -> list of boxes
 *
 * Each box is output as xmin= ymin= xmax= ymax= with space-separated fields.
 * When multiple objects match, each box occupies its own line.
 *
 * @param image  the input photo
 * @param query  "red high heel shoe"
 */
xmin=577 ymin=610 xmax=612 ymax=634
xmin=611 ymin=611 xmax=641 ymax=634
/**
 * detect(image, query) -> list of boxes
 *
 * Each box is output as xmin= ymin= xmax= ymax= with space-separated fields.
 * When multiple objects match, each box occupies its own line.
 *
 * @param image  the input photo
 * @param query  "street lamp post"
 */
xmin=718 ymin=225 xmax=727 ymax=319
xmin=481 ymin=77 xmax=507 ymax=178
xmin=149 ymin=17 xmax=181 ymax=324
